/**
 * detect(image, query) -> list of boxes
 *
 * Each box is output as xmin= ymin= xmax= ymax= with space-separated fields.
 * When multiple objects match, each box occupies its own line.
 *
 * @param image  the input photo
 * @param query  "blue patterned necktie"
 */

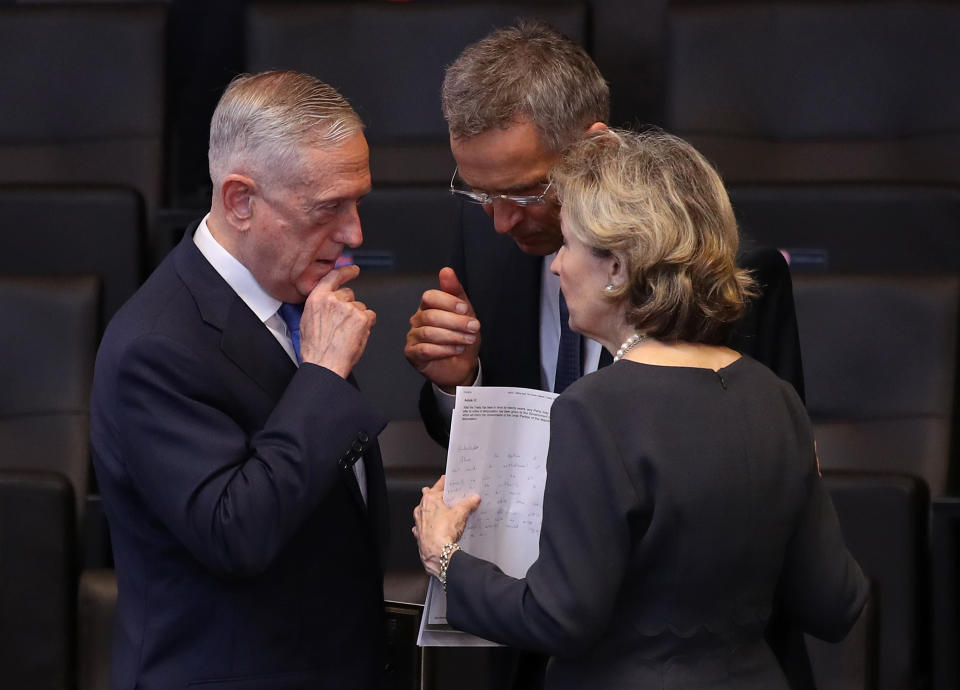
xmin=278 ymin=302 xmax=304 ymax=364
xmin=554 ymin=291 xmax=582 ymax=393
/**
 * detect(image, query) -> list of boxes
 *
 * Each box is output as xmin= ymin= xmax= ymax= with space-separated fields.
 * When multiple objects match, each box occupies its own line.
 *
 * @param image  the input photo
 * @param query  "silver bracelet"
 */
xmin=438 ymin=542 xmax=461 ymax=591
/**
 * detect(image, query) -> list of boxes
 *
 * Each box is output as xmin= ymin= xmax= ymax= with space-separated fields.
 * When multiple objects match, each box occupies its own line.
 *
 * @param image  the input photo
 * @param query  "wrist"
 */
xmin=438 ymin=542 xmax=461 ymax=591
xmin=438 ymin=361 xmax=480 ymax=395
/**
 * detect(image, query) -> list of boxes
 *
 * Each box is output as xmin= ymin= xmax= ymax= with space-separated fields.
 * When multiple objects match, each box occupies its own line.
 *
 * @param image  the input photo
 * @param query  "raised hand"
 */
xmin=404 ymin=267 xmax=481 ymax=392
xmin=299 ymin=264 xmax=376 ymax=378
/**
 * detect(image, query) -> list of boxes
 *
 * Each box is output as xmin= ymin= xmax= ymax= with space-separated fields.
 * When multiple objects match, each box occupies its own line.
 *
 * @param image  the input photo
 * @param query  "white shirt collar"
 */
xmin=193 ymin=214 xmax=282 ymax=323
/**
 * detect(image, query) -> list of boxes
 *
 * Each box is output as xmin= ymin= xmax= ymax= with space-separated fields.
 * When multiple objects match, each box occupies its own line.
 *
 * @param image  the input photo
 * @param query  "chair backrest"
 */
xmin=245 ymin=1 xmax=588 ymax=185
xmin=793 ymin=273 xmax=960 ymax=496
xmin=0 ymin=4 xmax=167 ymax=216
xmin=665 ymin=3 xmax=960 ymax=184
xmin=816 ymin=471 xmax=929 ymax=690
xmin=352 ymin=187 xmax=460 ymax=272
xmin=0 ymin=275 xmax=100 ymax=518
xmin=0 ymin=185 xmax=146 ymax=324
xmin=0 ymin=470 xmax=76 ymax=690
xmin=730 ymin=183 xmax=960 ymax=272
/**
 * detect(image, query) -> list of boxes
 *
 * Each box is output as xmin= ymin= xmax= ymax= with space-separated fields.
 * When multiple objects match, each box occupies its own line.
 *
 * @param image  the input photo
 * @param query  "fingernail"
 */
xmin=455 ymin=302 xmax=467 ymax=314
xmin=467 ymin=320 xmax=480 ymax=332
xmin=455 ymin=346 xmax=465 ymax=353
xmin=464 ymin=335 xmax=476 ymax=344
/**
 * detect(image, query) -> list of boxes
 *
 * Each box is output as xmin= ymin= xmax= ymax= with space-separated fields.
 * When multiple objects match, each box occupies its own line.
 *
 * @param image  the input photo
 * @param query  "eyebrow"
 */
xmin=305 ymin=188 xmax=371 ymax=213
xmin=466 ymin=177 xmax=549 ymax=195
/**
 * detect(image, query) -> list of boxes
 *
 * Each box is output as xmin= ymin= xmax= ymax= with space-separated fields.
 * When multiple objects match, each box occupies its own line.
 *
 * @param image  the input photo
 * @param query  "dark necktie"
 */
xmin=554 ymin=291 xmax=582 ymax=393
xmin=278 ymin=302 xmax=304 ymax=363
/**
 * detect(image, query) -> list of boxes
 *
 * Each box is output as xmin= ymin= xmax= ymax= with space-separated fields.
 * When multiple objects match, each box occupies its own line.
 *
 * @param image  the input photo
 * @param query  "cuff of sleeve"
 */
xmin=431 ymin=361 xmax=483 ymax=423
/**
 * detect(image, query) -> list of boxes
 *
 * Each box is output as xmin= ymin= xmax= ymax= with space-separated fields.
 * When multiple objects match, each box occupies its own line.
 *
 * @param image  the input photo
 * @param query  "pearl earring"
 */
xmin=603 ymin=283 xmax=615 ymax=292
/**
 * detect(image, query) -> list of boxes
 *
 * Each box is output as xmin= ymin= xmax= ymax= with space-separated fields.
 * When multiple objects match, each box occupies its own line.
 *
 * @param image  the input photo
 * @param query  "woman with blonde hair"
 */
xmin=414 ymin=128 xmax=867 ymax=689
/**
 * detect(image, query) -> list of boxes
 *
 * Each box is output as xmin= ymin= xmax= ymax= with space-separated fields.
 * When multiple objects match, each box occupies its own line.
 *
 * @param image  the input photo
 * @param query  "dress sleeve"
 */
xmin=777 ymin=438 xmax=869 ymax=642
xmin=114 ymin=332 xmax=385 ymax=577
xmin=446 ymin=391 xmax=645 ymax=656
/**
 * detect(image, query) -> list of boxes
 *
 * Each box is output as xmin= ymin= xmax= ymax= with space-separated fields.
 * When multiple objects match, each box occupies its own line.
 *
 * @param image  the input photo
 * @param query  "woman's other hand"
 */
xmin=412 ymin=475 xmax=481 ymax=577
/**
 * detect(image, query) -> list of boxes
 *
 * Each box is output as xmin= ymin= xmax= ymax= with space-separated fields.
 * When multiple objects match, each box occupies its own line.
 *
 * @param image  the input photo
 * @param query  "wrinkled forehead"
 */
xmin=451 ymin=121 xmax=557 ymax=191
xmin=282 ymin=133 xmax=371 ymax=196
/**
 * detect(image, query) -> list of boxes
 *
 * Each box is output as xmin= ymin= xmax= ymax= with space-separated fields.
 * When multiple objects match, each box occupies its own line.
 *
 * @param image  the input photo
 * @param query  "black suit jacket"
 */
xmin=90 ymin=228 xmax=390 ymax=690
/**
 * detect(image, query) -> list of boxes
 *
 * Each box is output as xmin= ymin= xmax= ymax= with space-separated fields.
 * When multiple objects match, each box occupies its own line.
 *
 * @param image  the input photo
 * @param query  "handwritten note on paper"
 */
xmin=418 ymin=386 xmax=557 ymax=647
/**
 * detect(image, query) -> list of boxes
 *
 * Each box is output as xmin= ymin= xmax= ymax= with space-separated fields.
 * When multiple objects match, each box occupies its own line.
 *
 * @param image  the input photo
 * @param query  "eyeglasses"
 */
xmin=449 ymin=166 xmax=553 ymax=207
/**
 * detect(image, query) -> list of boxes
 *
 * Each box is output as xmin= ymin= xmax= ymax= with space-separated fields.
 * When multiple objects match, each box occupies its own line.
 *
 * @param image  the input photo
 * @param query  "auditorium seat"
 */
xmin=352 ymin=187 xmax=460 ymax=272
xmin=793 ymin=274 xmax=960 ymax=689
xmin=793 ymin=274 xmax=960 ymax=497
xmin=0 ymin=185 xmax=147 ymax=324
xmin=812 ymin=471 xmax=929 ymax=690
xmin=0 ymin=4 xmax=167 ymax=226
xmin=0 ymin=471 xmax=76 ymax=690
xmin=665 ymin=3 xmax=960 ymax=185
xmin=0 ymin=275 xmax=101 ymax=690
xmin=244 ymin=1 xmax=587 ymax=186
xmin=730 ymin=183 xmax=960 ymax=273
xmin=0 ymin=275 xmax=100 ymax=520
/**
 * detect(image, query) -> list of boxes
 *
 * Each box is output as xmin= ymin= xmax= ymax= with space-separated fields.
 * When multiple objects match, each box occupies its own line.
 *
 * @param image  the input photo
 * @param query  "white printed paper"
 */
xmin=418 ymin=386 xmax=557 ymax=647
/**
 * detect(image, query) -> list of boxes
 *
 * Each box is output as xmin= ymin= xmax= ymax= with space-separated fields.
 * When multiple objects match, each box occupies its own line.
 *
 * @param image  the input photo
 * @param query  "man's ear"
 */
xmin=586 ymin=121 xmax=608 ymax=134
xmin=220 ymin=174 xmax=256 ymax=230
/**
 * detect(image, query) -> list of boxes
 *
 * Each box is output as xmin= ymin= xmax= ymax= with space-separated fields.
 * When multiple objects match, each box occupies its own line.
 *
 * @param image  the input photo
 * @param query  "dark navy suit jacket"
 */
xmin=90 ymin=228 xmax=389 ymax=690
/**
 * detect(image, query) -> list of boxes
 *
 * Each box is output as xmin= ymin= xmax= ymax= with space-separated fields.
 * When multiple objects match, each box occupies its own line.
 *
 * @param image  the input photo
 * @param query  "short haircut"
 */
xmin=208 ymin=70 xmax=363 ymax=189
xmin=442 ymin=19 xmax=609 ymax=152
xmin=552 ymin=128 xmax=757 ymax=344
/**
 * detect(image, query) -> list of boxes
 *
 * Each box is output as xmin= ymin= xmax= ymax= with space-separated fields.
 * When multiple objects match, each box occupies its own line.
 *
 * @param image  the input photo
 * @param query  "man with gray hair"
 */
xmin=91 ymin=70 xmax=389 ymax=689
xmin=405 ymin=19 xmax=808 ymax=690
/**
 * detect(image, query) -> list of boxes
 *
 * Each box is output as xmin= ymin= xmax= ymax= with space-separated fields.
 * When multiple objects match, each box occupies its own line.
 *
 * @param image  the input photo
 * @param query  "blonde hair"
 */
xmin=552 ymin=128 xmax=757 ymax=344
xmin=208 ymin=70 xmax=363 ymax=189
xmin=442 ymin=19 xmax=608 ymax=152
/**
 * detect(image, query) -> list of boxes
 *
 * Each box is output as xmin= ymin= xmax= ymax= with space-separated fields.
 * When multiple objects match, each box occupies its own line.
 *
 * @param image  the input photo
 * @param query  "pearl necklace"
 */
xmin=614 ymin=333 xmax=648 ymax=362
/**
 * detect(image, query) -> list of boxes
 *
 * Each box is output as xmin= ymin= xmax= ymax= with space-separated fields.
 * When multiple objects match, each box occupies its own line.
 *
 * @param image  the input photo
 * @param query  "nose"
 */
xmin=489 ymin=199 xmax=524 ymax=235
xmin=549 ymin=250 xmax=561 ymax=276
xmin=335 ymin=204 xmax=364 ymax=248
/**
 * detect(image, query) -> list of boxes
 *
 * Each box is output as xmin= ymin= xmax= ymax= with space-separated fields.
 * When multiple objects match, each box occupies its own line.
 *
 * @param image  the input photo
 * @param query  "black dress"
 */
xmin=445 ymin=355 xmax=867 ymax=689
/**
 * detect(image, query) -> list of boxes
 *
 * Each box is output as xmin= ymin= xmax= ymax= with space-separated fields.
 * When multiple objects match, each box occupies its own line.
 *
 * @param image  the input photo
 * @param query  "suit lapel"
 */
xmin=173 ymin=225 xmax=295 ymax=401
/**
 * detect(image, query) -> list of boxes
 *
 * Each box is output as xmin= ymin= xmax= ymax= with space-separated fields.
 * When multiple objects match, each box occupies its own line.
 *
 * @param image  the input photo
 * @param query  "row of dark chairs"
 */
xmin=2 ymin=1 xmax=960 ymax=237
xmin=2 ymin=182 xmax=957 ymax=327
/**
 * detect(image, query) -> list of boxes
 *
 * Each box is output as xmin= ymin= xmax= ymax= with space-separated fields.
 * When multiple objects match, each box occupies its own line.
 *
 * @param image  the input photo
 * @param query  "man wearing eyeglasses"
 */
xmin=405 ymin=20 xmax=804 ymax=442
xmin=404 ymin=19 xmax=811 ymax=690
xmin=405 ymin=21 xmax=614 ymax=438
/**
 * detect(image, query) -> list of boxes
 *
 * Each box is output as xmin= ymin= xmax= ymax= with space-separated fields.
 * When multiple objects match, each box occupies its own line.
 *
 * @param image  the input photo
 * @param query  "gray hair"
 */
xmin=208 ymin=70 xmax=363 ymax=188
xmin=442 ymin=19 xmax=609 ymax=153
xmin=552 ymin=128 xmax=757 ymax=344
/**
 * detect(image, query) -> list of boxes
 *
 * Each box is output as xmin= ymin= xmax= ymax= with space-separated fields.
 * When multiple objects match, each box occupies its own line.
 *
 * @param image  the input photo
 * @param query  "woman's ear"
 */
xmin=608 ymin=255 xmax=626 ymax=288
